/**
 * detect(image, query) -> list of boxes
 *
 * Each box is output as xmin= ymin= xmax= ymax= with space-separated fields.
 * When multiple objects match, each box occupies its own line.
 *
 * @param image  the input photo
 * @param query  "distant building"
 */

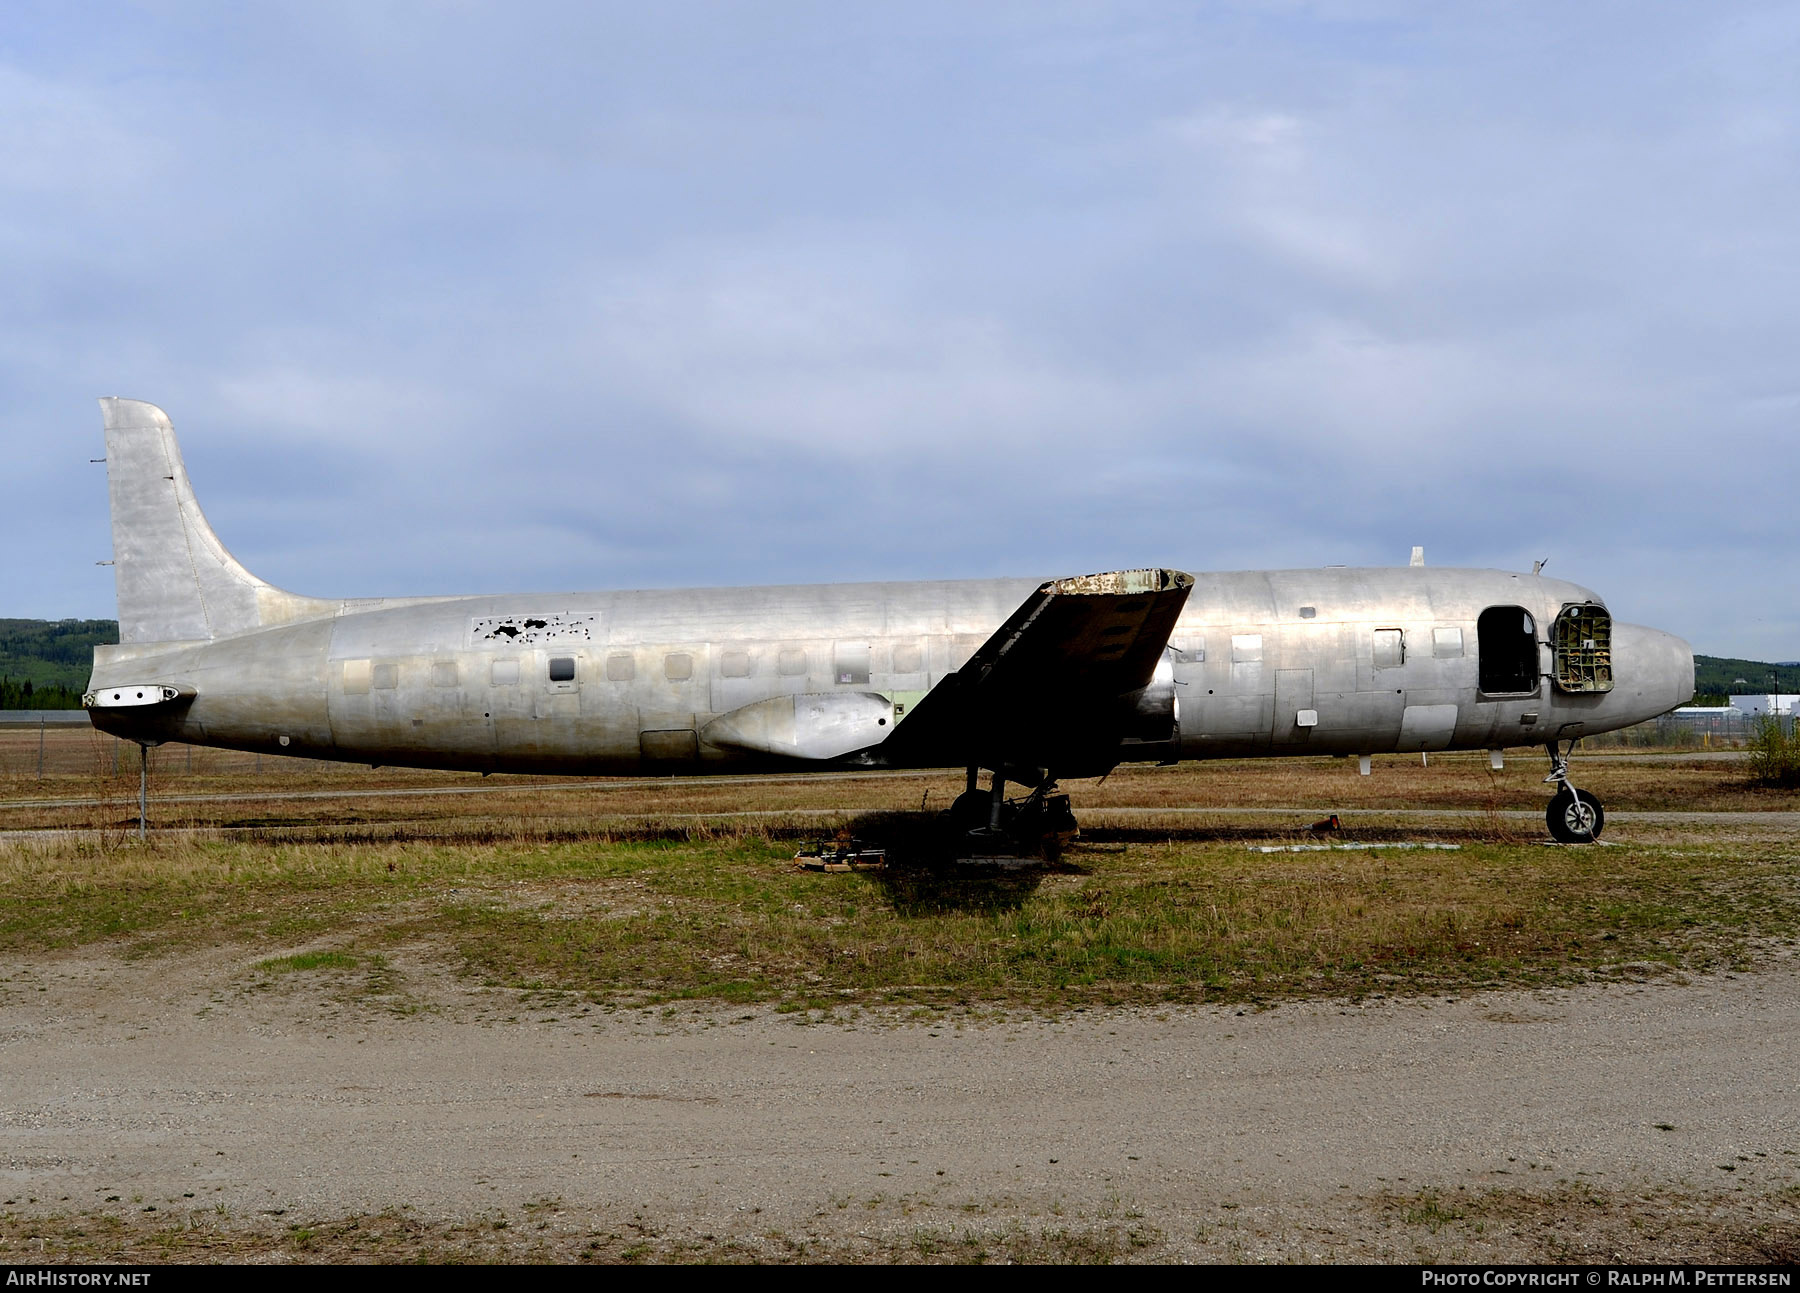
xmin=1730 ymin=694 xmax=1799 ymax=717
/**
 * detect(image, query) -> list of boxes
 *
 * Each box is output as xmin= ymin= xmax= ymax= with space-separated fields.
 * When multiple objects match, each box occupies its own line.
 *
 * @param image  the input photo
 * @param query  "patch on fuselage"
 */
xmin=471 ymin=612 xmax=603 ymax=644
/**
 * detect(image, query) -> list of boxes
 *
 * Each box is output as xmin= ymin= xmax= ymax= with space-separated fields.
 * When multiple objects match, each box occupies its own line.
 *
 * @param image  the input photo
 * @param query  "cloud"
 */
xmin=1 ymin=3 xmax=1796 ymax=656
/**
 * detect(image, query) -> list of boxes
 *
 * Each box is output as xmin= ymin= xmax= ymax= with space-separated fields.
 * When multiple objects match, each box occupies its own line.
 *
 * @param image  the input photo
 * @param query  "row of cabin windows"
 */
xmin=348 ymin=609 xmax=1546 ymax=693
xmin=345 ymin=645 xmax=902 ymax=691
xmin=1174 ymin=607 xmax=1542 ymax=694
xmin=1178 ymin=628 xmax=1464 ymax=669
xmin=584 ymin=642 xmax=914 ymax=685
xmin=508 ymin=643 xmax=892 ymax=686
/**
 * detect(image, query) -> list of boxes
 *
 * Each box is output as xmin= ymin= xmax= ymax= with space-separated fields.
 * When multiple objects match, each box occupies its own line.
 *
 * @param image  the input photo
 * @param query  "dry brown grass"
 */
xmin=2 ymin=726 xmax=1792 ymax=838
xmin=2 ymin=745 xmax=1796 ymax=1010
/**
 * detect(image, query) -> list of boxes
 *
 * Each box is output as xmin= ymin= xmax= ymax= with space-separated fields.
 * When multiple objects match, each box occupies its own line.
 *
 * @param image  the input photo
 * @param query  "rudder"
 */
xmin=98 ymin=398 xmax=333 ymax=643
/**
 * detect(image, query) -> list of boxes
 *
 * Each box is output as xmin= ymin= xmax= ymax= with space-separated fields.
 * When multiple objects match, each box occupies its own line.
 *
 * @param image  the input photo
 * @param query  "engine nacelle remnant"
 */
xmin=701 ymin=692 xmax=896 ymax=761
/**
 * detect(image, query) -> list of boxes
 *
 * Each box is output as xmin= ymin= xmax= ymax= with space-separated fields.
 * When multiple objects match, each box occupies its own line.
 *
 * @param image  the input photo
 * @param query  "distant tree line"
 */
xmin=0 ymin=676 xmax=83 ymax=709
xmin=0 ymin=618 xmax=116 ymax=706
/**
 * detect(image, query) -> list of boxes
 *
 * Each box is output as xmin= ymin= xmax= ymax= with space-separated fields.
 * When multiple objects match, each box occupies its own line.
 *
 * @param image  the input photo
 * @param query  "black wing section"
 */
xmin=875 ymin=568 xmax=1193 ymax=777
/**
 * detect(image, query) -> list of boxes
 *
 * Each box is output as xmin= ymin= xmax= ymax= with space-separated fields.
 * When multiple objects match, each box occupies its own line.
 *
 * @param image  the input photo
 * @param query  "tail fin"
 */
xmin=98 ymin=398 xmax=337 ymax=643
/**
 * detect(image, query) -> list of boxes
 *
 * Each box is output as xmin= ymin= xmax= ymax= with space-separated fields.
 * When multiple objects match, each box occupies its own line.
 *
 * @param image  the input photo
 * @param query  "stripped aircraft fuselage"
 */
xmin=82 ymin=400 xmax=1693 ymax=830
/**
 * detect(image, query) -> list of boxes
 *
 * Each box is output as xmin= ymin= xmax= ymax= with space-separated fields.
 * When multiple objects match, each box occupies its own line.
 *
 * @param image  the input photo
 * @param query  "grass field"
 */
xmin=3 ymin=731 xmax=1796 ymax=1011
xmin=3 ymin=735 xmax=1798 ymax=1265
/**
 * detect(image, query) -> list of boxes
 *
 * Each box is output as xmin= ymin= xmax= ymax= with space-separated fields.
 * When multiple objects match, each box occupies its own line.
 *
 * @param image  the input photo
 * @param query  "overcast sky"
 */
xmin=3 ymin=2 xmax=1796 ymax=657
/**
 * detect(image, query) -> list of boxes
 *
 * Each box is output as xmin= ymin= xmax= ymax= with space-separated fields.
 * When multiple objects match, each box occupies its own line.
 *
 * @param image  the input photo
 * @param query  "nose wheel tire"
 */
xmin=1547 ymin=787 xmax=1604 ymax=843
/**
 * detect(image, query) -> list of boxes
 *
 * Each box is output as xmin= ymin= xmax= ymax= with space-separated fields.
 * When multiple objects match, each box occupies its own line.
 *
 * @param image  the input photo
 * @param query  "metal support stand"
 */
xmin=138 ymin=743 xmax=148 ymax=842
xmin=1543 ymin=740 xmax=1572 ymax=791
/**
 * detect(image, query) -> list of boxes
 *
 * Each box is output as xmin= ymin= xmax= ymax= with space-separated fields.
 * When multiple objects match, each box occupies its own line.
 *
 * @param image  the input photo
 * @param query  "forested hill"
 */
xmin=0 ymin=616 xmax=1791 ymax=710
xmin=0 ymin=618 xmax=117 ymax=708
xmin=1693 ymin=656 xmax=1800 ymax=705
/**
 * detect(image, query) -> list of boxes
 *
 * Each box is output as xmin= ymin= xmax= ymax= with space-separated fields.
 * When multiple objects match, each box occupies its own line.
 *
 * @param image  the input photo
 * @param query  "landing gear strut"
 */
xmin=946 ymin=766 xmax=1079 ymax=851
xmin=1544 ymin=740 xmax=1604 ymax=844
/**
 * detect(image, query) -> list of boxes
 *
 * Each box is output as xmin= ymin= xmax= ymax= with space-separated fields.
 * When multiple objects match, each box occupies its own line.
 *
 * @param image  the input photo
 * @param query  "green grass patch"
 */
xmin=3 ymin=813 xmax=1796 ymax=1008
xmin=257 ymin=950 xmax=360 ymax=974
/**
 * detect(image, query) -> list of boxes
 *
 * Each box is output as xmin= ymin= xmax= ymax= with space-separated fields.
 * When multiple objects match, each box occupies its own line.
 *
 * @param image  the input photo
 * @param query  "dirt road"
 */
xmin=2 ymin=943 xmax=1795 ymax=1261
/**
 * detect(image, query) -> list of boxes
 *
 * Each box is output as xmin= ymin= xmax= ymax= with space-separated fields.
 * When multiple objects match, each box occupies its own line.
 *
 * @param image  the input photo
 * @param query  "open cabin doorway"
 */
xmin=1478 ymin=606 xmax=1539 ymax=695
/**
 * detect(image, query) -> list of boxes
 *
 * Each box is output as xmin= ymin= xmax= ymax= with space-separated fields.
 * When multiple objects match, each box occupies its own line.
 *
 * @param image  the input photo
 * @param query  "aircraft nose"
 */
xmin=1612 ymin=622 xmax=1695 ymax=721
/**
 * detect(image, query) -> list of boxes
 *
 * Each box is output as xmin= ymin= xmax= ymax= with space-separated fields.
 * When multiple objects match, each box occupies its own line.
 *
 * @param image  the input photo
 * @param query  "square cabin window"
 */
xmin=1432 ymin=627 xmax=1465 ymax=659
xmin=605 ymin=653 xmax=635 ymax=682
xmin=664 ymin=653 xmax=693 ymax=682
xmin=778 ymin=648 xmax=808 ymax=677
xmin=548 ymin=656 xmax=576 ymax=683
xmin=720 ymin=649 xmax=752 ymax=678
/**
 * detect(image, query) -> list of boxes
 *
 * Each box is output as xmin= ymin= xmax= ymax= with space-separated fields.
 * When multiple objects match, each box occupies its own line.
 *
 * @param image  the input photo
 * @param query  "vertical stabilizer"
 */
xmin=98 ymin=398 xmax=335 ymax=643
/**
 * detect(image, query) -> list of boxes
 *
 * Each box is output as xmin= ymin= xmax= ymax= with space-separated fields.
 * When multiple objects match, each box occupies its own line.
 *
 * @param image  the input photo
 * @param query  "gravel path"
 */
xmin=2 ymin=945 xmax=1795 ymax=1257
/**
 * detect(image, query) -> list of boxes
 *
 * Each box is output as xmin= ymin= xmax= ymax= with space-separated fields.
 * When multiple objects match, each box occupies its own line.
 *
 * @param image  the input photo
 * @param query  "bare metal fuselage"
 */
xmin=88 ymin=567 xmax=1693 ymax=776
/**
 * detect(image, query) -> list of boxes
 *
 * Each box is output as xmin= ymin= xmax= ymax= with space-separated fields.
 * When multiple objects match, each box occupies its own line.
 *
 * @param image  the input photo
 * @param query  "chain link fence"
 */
xmin=0 ymin=718 xmax=322 ymax=782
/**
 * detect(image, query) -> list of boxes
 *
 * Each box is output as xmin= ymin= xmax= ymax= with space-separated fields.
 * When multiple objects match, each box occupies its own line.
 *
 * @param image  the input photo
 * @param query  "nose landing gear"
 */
xmin=1544 ymin=740 xmax=1605 ymax=843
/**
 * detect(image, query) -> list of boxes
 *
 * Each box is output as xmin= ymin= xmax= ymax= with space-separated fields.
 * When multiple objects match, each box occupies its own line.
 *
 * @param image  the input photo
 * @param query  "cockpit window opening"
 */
xmin=1477 ymin=606 xmax=1539 ymax=694
xmin=1552 ymin=604 xmax=1614 ymax=693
